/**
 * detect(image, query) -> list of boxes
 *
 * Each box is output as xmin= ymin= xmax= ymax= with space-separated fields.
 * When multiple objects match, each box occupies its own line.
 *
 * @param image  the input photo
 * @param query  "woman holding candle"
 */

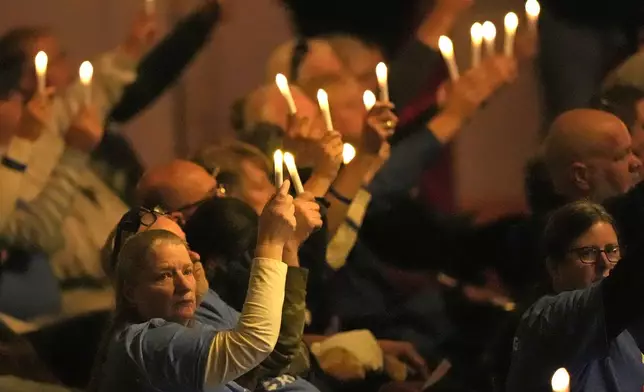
xmin=506 ymin=201 xmax=644 ymax=391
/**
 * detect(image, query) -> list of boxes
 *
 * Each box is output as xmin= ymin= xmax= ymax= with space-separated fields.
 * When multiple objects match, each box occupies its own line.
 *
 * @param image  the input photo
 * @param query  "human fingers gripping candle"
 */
xmin=375 ymin=62 xmax=389 ymax=102
xmin=525 ymin=0 xmax=541 ymax=34
xmin=482 ymin=21 xmax=497 ymax=55
xmin=283 ymin=152 xmax=304 ymax=194
xmin=79 ymin=61 xmax=93 ymax=106
xmin=34 ymin=51 xmax=48 ymax=97
xmin=343 ymin=143 xmax=356 ymax=164
xmin=363 ymin=90 xmax=376 ymax=111
xmin=504 ymin=12 xmax=519 ymax=57
xmin=551 ymin=368 xmax=570 ymax=392
xmin=275 ymin=73 xmax=297 ymax=114
xmin=438 ymin=36 xmax=459 ymax=81
xmin=273 ymin=150 xmax=284 ymax=188
xmin=470 ymin=22 xmax=483 ymax=68
xmin=317 ymin=89 xmax=333 ymax=131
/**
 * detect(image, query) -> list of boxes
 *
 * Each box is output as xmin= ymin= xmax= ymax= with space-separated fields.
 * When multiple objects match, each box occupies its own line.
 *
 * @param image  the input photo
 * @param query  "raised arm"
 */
xmin=110 ymin=0 xmax=222 ymax=123
xmin=389 ymin=0 xmax=472 ymax=107
xmin=1 ymin=103 xmax=104 ymax=254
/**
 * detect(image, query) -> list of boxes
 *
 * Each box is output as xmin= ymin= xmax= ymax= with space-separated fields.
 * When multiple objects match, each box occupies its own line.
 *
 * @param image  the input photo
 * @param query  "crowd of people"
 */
xmin=1 ymin=0 xmax=644 ymax=391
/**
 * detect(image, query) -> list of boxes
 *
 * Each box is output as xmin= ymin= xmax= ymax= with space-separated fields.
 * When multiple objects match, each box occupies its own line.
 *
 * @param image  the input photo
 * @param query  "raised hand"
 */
xmin=17 ymin=89 xmax=54 ymax=141
xmin=312 ymin=130 xmax=344 ymax=180
xmin=121 ymin=10 xmax=158 ymax=60
xmin=361 ymin=101 xmax=397 ymax=156
xmin=64 ymin=104 xmax=104 ymax=153
xmin=257 ymin=180 xmax=297 ymax=248
xmin=440 ymin=55 xmax=518 ymax=122
xmin=291 ymin=192 xmax=323 ymax=246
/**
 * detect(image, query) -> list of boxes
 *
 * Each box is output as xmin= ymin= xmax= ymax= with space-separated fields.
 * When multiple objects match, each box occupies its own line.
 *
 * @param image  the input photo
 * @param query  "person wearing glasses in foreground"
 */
xmin=89 ymin=180 xmax=301 ymax=392
xmin=506 ymin=201 xmax=644 ymax=391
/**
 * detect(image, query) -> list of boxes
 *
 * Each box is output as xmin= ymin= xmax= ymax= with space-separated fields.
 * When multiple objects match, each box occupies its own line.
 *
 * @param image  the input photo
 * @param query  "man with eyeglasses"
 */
xmin=135 ymin=159 xmax=222 ymax=226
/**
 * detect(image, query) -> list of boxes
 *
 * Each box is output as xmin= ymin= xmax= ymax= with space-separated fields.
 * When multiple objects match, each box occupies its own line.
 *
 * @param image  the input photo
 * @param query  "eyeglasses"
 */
xmin=568 ymin=244 xmax=621 ymax=265
xmin=110 ymin=206 xmax=168 ymax=270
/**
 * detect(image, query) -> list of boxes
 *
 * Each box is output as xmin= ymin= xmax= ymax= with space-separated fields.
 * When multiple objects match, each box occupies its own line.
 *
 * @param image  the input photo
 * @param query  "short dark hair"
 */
xmin=542 ymin=200 xmax=616 ymax=266
xmin=591 ymin=85 xmax=644 ymax=131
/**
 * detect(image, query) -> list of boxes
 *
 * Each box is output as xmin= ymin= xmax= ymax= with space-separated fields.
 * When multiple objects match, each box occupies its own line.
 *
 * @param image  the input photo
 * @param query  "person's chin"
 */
xmin=174 ymin=301 xmax=196 ymax=320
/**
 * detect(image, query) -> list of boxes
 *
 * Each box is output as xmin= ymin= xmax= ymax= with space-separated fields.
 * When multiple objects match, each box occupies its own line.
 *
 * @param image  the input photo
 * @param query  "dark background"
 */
xmin=281 ymin=0 xmax=435 ymax=55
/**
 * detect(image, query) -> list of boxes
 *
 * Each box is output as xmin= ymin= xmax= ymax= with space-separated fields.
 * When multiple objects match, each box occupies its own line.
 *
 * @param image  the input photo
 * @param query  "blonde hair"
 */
xmin=194 ymin=141 xmax=271 ymax=176
xmin=88 ymin=230 xmax=187 ymax=392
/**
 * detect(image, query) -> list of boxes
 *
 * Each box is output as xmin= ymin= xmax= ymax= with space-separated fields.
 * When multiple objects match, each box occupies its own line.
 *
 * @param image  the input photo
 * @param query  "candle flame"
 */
xmin=283 ymin=152 xmax=296 ymax=166
xmin=505 ymin=12 xmax=519 ymax=31
xmin=275 ymin=73 xmax=289 ymax=93
xmin=363 ymin=90 xmax=376 ymax=111
xmin=343 ymin=143 xmax=356 ymax=164
xmin=273 ymin=149 xmax=283 ymax=163
xmin=471 ymin=22 xmax=483 ymax=44
xmin=317 ymin=89 xmax=329 ymax=106
xmin=525 ymin=0 xmax=541 ymax=17
xmin=79 ymin=61 xmax=93 ymax=86
xmin=35 ymin=51 xmax=48 ymax=74
xmin=438 ymin=36 xmax=454 ymax=56
xmin=551 ymin=368 xmax=570 ymax=392
xmin=375 ymin=62 xmax=388 ymax=82
xmin=483 ymin=21 xmax=497 ymax=41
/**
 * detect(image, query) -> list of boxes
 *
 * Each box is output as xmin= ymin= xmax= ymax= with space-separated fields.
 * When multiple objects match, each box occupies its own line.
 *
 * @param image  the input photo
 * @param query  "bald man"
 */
xmin=542 ymin=109 xmax=642 ymax=203
xmin=136 ymin=159 xmax=220 ymax=224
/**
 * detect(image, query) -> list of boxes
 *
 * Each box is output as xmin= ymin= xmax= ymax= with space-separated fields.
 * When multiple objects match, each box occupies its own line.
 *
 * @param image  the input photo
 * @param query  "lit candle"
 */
xmin=470 ymin=22 xmax=483 ymax=68
xmin=504 ymin=12 xmax=519 ymax=57
xmin=551 ymin=368 xmax=570 ymax=392
xmin=145 ymin=0 xmax=155 ymax=15
xmin=438 ymin=36 xmax=459 ymax=81
xmin=482 ymin=21 xmax=497 ymax=55
xmin=34 ymin=51 xmax=48 ymax=97
xmin=317 ymin=89 xmax=333 ymax=131
xmin=363 ymin=90 xmax=376 ymax=111
xmin=375 ymin=62 xmax=389 ymax=102
xmin=525 ymin=0 xmax=541 ymax=34
xmin=283 ymin=152 xmax=304 ymax=194
xmin=343 ymin=143 xmax=356 ymax=164
xmin=273 ymin=150 xmax=284 ymax=188
xmin=79 ymin=61 xmax=93 ymax=106
xmin=275 ymin=73 xmax=297 ymax=115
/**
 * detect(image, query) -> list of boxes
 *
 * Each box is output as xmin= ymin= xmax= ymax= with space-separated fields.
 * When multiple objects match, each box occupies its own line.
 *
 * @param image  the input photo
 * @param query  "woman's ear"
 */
xmin=546 ymin=258 xmax=562 ymax=283
xmin=123 ymin=284 xmax=136 ymax=306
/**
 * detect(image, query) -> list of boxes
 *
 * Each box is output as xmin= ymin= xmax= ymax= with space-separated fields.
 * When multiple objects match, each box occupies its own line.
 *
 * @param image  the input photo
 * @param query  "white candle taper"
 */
xmin=343 ymin=143 xmax=356 ymax=164
xmin=375 ymin=62 xmax=389 ymax=102
xmin=470 ymin=22 xmax=483 ymax=68
xmin=79 ymin=61 xmax=93 ymax=106
xmin=317 ymin=89 xmax=333 ymax=131
xmin=145 ymin=0 xmax=155 ymax=15
xmin=525 ymin=0 xmax=541 ymax=34
xmin=483 ymin=21 xmax=497 ymax=55
xmin=283 ymin=152 xmax=304 ymax=194
xmin=273 ymin=150 xmax=284 ymax=188
xmin=551 ymin=368 xmax=570 ymax=392
xmin=438 ymin=36 xmax=459 ymax=81
xmin=363 ymin=90 xmax=376 ymax=111
xmin=483 ymin=21 xmax=496 ymax=56
xmin=34 ymin=51 xmax=48 ymax=97
xmin=275 ymin=73 xmax=297 ymax=114
xmin=504 ymin=12 xmax=519 ymax=57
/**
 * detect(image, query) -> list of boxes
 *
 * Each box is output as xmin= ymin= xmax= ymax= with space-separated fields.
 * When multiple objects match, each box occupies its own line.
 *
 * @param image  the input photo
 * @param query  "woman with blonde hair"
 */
xmin=89 ymin=181 xmax=298 ymax=392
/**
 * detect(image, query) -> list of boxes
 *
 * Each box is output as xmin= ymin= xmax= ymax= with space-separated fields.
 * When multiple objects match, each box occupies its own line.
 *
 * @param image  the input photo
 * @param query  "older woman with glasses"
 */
xmin=88 ymin=181 xmax=300 ymax=392
xmin=506 ymin=200 xmax=644 ymax=391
